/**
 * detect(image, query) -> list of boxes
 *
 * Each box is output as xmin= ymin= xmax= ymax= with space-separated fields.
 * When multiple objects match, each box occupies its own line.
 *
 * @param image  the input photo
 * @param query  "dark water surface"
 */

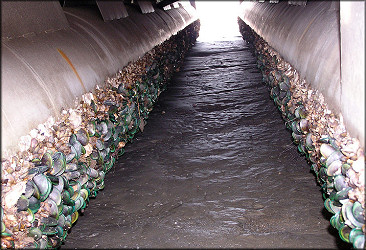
xmin=64 ymin=37 xmax=350 ymax=249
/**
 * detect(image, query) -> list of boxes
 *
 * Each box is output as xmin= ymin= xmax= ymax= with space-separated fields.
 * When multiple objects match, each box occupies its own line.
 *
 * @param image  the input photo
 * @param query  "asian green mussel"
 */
xmin=1 ymin=20 xmax=200 ymax=248
xmin=239 ymin=18 xmax=365 ymax=249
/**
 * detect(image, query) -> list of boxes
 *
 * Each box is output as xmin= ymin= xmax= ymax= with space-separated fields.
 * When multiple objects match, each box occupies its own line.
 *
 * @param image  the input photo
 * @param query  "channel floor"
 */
xmin=64 ymin=36 xmax=350 ymax=249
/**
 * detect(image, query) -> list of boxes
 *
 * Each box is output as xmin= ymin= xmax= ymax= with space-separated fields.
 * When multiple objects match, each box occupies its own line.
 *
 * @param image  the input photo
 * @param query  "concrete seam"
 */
xmin=2 ymin=43 xmax=58 ymax=117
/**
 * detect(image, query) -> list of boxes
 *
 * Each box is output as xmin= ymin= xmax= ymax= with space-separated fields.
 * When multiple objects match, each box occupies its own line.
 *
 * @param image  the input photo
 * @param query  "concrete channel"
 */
xmin=64 ymin=37 xmax=350 ymax=249
xmin=1 ymin=1 xmax=364 ymax=249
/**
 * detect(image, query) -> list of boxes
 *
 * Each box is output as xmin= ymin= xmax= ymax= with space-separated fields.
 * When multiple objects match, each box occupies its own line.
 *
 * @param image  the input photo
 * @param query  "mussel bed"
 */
xmin=238 ymin=18 xmax=365 ymax=249
xmin=0 ymin=20 xmax=200 ymax=248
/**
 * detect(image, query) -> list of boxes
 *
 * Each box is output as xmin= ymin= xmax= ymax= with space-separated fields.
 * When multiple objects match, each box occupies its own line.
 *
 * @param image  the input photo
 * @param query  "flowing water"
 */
xmin=64 ymin=36 xmax=350 ymax=249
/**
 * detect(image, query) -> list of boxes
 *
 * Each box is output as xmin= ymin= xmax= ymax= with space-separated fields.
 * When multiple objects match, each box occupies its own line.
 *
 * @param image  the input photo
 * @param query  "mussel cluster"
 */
xmin=238 ymin=18 xmax=365 ymax=249
xmin=1 ymin=20 xmax=200 ymax=248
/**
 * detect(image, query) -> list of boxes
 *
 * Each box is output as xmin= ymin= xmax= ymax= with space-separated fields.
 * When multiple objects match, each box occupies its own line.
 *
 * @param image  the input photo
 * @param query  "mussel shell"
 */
xmin=118 ymin=147 xmax=125 ymax=157
xmin=41 ymin=151 xmax=53 ymax=168
xmin=349 ymin=229 xmax=364 ymax=244
xmin=28 ymin=227 xmax=42 ymax=240
xmin=86 ymin=167 xmax=99 ymax=179
xmin=341 ymin=164 xmax=351 ymax=176
xmin=63 ymin=170 xmax=81 ymax=181
xmin=324 ymin=198 xmax=341 ymax=214
xmin=62 ymin=205 xmax=74 ymax=217
xmin=49 ymin=152 xmax=66 ymax=176
xmin=319 ymin=167 xmax=328 ymax=182
xmin=33 ymin=173 xmax=52 ymax=201
xmin=70 ymin=140 xmax=85 ymax=159
xmin=327 ymin=160 xmax=342 ymax=176
xmin=279 ymin=81 xmax=290 ymax=92
xmin=76 ymin=128 xmax=89 ymax=146
xmin=80 ymin=189 xmax=89 ymax=201
xmin=96 ymin=139 xmax=105 ymax=151
xmin=86 ymin=181 xmax=97 ymax=191
xmin=86 ymin=121 xmax=96 ymax=137
xmin=61 ymin=190 xmax=73 ymax=207
xmin=55 ymin=225 xmax=66 ymax=240
xmin=294 ymin=106 xmax=306 ymax=119
xmin=125 ymin=113 xmax=132 ymax=125
xmin=47 ymin=235 xmax=62 ymax=248
xmin=330 ymin=212 xmax=344 ymax=231
xmin=48 ymin=188 xmax=62 ymax=206
xmin=341 ymin=200 xmax=362 ymax=228
xmin=72 ymin=181 xmax=82 ymax=194
xmin=333 ymin=187 xmax=352 ymax=203
xmin=352 ymin=201 xmax=365 ymax=224
xmin=2 ymin=227 xmax=12 ymax=237
xmin=53 ymin=176 xmax=65 ymax=193
xmin=74 ymin=196 xmax=85 ymax=211
xmin=353 ymin=234 xmax=365 ymax=249
xmin=34 ymin=238 xmax=48 ymax=249
xmin=58 ymin=203 xmax=64 ymax=217
xmin=40 ymin=217 xmax=58 ymax=227
xmin=320 ymin=143 xmax=337 ymax=158
xmin=104 ymin=128 xmax=112 ymax=142
xmin=67 ymin=185 xmax=75 ymax=198
xmin=113 ymin=127 xmax=121 ymax=140
xmin=45 ymin=198 xmax=59 ymax=219
xmin=290 ymin=120 xmax=300 ymax=134
xmin=278 ymin=90 xmax=287 ymax=100
xmin=41 ymin=225 xmax=58 ymax=236
xmin=77 ymin=162 xmax=88 ymax=175
xmin=71 ymin=211 xmax=79 ymax=225
xmin=339 ymin=224 xmax=352 ymax=243
xmin=28 ymin=196 xmax=41 ymax=213
xmin=274 ymin=70 xmax=281 ymax=81
xmin=70 ymin=144 xmax=79 ymax=160
xmin=23 ymin=208 xmax=35 ymax=225
xmin=325 ymin=151 xmax=345 ymax=168
xmin=96 ymin=180 xmax=105 ymax=190
xmin=305 ymin=133 xmax=314 ymax=151
xmin=97 ymin=170 xmax=105 ymax=182
xmin=100 ymin=121 xmax=108 ymax=135
xmin=334 ymin=175 xmax=348 ymax=192
xmin=57 ymin=214 xmax=66 ymax=228
xmin=65 ymin=153 xmax=76 ymax=163
xmin=297 ymin=119 xmax=309 ymax=133
xmin=24 ymin=180 xmax=36 ymax=199
xmin=16 ymin=195 xmax=29 ymax=212
xmin=65 ymin=163 xmax=78 ymax=173
xmin=297 ymin=141 xmax=306 ymax=155
xmin=31 ymin=157 xmax=42 ymax=165
xmin=28 ymin=165 xmax=49 ymax=175
xmin=65 ymin=215 xmax=72 ymax=230
xmin=68 ymin=134 xmax=77 ymax=147
xmin=99 ymin=149 xmax=109 ymax=163
xmin=75 ymin=174 xmax=89 ymax=187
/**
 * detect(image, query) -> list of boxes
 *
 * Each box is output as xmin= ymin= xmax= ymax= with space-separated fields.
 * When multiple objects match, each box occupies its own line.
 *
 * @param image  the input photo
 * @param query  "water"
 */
xmin=64 ymin=37 xmax=350 ymax=249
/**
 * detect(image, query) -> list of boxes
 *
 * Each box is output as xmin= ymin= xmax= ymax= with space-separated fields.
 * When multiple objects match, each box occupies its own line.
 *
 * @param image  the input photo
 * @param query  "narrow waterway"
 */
xmin=64 ymin=36 xmax=350 ymax=249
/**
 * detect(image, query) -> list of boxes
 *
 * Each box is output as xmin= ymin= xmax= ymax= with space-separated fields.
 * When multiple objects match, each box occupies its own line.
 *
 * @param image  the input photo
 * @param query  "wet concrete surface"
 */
xmin=64 ymin=36 xmax=351 ymax=249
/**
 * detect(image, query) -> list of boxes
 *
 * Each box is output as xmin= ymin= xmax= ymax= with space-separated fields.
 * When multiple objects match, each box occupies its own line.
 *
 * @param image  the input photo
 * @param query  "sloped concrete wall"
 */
xmin=239 ymin=1 xmax=364 ymax=148
xmin=1 ymin=1 xmax=198 ymax=157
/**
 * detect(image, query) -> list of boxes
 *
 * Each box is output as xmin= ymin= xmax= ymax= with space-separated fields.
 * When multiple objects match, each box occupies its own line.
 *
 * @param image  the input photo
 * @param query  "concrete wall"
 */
xmin=1 ymin=1 xmax=198 ymax=157
xmin=238 ymin=0 xmax=364 ymax=148
xmin=340 ymin=1 xmax=365 ymax=149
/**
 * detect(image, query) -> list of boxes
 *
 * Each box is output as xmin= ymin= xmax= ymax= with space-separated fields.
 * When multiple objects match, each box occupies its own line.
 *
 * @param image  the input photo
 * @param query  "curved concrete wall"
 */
xmin=1 ymin=2 xmax=198 ymax=157
xmin=239 ymin=1 xmax=364 ymax=148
